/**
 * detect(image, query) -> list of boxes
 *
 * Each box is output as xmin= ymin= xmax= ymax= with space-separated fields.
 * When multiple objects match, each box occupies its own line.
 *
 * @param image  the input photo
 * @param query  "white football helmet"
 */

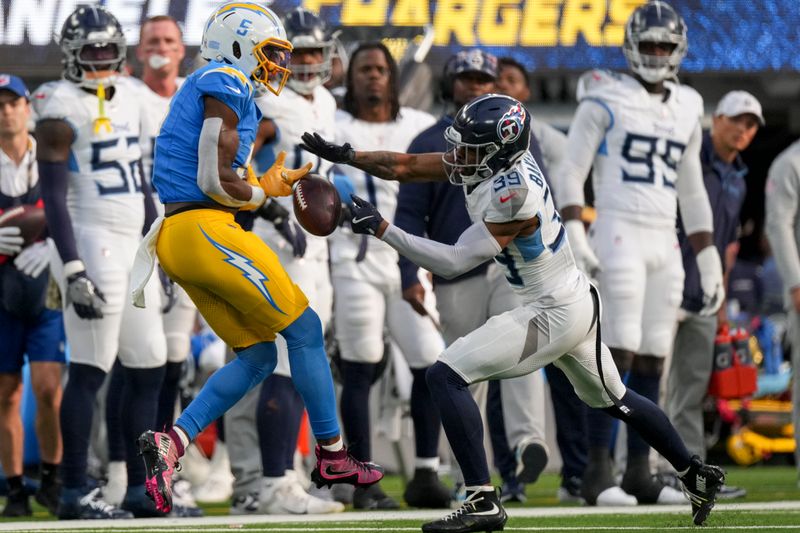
xmin=200 ymin=2 xmax=292 ymax=96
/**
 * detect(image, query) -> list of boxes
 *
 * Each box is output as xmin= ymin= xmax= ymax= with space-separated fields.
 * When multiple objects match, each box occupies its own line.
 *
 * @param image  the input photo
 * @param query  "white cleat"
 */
xmin=103 ymin=461 xmax=127 ymax=506
xmin=595 ymin=486 xmax=638 ymax=506
xmin=260 ymin=476 xmax=345 ymax=515
xmin=192 ymin=443 xmax=234 ymax=503
xmin=656 ymin=485 xmax=689 ymax=504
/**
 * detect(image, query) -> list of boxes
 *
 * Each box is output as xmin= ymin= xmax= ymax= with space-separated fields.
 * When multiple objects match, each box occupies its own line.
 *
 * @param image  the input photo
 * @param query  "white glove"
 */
xmin=696 ymin=245 xmax=724 ymax=316
xmin=14 ymin=240 xmax=51 ymax=278
xmin=0 ymin=226 xmax=24 ymax=256
xmin=566 ymin=220 xmax=600 ymax=275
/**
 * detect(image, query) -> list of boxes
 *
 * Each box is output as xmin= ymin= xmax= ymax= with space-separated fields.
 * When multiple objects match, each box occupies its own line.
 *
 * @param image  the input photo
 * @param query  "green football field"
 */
xmin=2 ymin=466 xmax=799 ymax=532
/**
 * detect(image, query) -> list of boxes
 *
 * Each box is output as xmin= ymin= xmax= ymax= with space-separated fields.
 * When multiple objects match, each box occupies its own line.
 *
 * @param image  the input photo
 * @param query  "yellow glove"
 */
xmin=259 ymin=151 xmax=312 ymax=197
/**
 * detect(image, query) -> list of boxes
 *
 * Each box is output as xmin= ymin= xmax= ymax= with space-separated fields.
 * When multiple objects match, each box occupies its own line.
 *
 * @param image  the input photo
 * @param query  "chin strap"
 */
xmin=93 ymin=82 xmax=113 ymax=134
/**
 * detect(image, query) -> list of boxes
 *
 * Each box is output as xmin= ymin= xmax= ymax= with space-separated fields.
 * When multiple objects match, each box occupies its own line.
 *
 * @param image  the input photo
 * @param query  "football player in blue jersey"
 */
xmin=131 ymin=2 xmax=383 ymax=515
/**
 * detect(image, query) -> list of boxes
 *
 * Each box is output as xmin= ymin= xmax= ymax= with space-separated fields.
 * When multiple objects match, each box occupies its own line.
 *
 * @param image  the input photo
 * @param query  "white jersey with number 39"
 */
xmin=576 ymin=70 xmax=703 ymax=227
xmin=466 ymin=152 xmax=588 ymax=308
xmin=32 ymin=77 xmax=145 ymax=236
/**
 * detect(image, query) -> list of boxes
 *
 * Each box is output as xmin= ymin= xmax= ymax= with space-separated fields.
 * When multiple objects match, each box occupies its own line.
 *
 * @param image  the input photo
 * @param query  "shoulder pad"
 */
xmin=577 ymin=70 xmax=643 ymax=106
xmin=31 ymin=81 xmax=84 ymax=124
xmin=486 ymin=168 xmax=535 ymax=223
xmin=576 ymin=70 xmax=620 ymax=101
xmin=669 ymin=82 xmax=704 ymax=117
xmin=197 ymin=65 xmax=253 ymax=98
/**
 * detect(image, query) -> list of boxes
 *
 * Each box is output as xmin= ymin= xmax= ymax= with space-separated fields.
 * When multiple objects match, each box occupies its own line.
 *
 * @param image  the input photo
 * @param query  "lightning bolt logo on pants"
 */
xmin=200 ymin=227 xmax=286 ymax=315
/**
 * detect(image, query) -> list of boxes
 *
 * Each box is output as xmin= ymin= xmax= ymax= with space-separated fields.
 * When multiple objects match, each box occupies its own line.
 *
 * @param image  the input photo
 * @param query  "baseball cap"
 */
xmin=446 ymin=49 xmax=498 ymax=80
xmin=715 ymin=90 xmax=764 ymax=126
xmin=0 ymin=74 xmax=30 ymax=100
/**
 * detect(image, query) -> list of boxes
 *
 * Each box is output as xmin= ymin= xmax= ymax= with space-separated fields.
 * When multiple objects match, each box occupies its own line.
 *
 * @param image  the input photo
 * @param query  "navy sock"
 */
xmin=257 ymin=374 xmax=304 ymax=477
xmin=603 ymin=388 xmax=691 ymax=472
xmin=426 ymin=362 xmax=489 ymax=486
xmin=410 ymin=366 xmax=441 ymax=461
xmin=486 ymin=380 xmax=517 ymax=482
xmin=122 ymin=365 xmax=166 ymax=485
xmin=282 ymin=308 xmax=340 ymax=440
xmin=61 ymin=363 xmax=106 ymax=490
xmin=157 ymin=361 xmax=183 ymax=430
xmin=105 ymin=361 xmax=125 ymax=463
xmin=175 ymin=342 xmax=277 ymax=440
xmin=339 ymin=360 xmax=377 ymax=461
xmin=625 ymin=369 xmax=660 ymax=458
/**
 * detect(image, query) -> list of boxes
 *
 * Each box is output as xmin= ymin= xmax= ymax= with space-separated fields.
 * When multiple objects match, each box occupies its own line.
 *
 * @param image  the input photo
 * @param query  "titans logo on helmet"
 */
xmin=497 ymin=103 xmax=526 ymax=144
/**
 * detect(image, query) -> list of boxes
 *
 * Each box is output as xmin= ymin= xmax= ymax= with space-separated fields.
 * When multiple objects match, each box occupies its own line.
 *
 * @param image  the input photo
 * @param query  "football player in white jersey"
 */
xmin=328 ymin=42 xmax=442 ymax=509
xmin=34 ymin=5 xmax=167 ymax=519
xmin=223 ymin=7 xmax=343 ymax=515
xmin=552 ymin=0 xmax=724 ymax=506
xmin=301 ymin=93 xmax=726 ymax=531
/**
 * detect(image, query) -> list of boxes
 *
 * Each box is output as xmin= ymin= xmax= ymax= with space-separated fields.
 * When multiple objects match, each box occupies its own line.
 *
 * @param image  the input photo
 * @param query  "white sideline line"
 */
xmin=3 ymin=501 xmax=800 ymax=531
xmin=9 ymin=527 xmax=800 ymax=532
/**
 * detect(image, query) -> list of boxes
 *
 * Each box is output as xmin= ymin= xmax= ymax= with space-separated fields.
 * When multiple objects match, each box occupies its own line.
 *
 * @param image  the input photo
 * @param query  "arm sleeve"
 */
xmin=765 ymin=153 xmax=800 ymax=291
xmin=381 ymin=221 xmax=502 ymax=280
xmin=39 ymin=160 xmax=79 ymax=264
xmin=552 ymin=100 xmax=610 ymax=209
xmin=141 ymin=175 xmax=158 ymax=236
xmin=394 ymin=181 xmax=431 ymax=290
xmin=676 ymin=124 xmax=713 ymax=235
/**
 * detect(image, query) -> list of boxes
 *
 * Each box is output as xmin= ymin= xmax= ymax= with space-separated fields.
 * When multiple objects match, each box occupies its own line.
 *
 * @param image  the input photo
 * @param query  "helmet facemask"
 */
xmin=252 ymin=38 xmax=292 ymax=96
xmin=287 ymin=42 xmax=333 ymax=95
xmin=623 ymin=1 xmax=687 ymax=84
xmin=63 ymin=38 xmax=126 ymax=89
xmin=443 ymin=126 xmax=500 ymax=186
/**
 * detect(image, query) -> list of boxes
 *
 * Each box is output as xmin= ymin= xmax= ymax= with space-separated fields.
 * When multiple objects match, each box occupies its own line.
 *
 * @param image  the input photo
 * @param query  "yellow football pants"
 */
xmin=156 ymin=208 xmax=308 ymax=348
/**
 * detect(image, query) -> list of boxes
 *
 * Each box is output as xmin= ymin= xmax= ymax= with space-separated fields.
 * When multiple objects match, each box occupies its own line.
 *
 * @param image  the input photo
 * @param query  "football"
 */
xmin=0 ymin=204 xmax=47 ymax=247
xmin=293 ymin=173 xmax=342 ymax=237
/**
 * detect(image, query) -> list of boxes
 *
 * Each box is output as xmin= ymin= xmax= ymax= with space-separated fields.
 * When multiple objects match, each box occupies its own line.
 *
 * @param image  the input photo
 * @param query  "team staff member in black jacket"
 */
xmin=394 ymin=50 xmax=549 ymax=503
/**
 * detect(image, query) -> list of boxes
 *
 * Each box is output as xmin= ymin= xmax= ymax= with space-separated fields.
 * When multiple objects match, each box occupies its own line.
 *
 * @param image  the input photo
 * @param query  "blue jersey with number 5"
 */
xmin=152 ymin=61 xmax=261 ymax=205
xmin=465 ymin=151 xmax=588 ymax=308
xmin=31 ymin=77 xmax=146 ymax=237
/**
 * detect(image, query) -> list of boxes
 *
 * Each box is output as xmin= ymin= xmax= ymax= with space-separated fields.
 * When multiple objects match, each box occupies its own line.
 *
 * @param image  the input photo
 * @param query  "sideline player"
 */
xmin=131 ymin=2 xmax=383 ymax=515
xmin=0 ymin=75 xmax=64 ymax=517
xmin=327 ymin=41 xmax=441 ymax=510
xmin=34 ymin=5 xmax=168 ymax=519
xmin=301 ymin=94 xmax=726 ymax=531
xmin=552 ymin=0 xmax=723 ymax=505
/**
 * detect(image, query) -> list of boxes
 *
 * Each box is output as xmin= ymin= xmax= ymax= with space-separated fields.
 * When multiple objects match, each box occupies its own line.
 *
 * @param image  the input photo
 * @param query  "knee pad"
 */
xmin=631 ymin=354 xmax=664 ymax=377
xmin=425 ymin=361 xmax=467 ymax=394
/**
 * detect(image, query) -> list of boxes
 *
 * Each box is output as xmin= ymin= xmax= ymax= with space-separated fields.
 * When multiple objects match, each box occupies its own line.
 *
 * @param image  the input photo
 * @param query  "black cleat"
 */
xmin=57 ymin=487 xmax=134 ymax=520
xmin=353 ymin=483 xmax=400 ymax=510
xmin=515 ymin=441 xmax=548 ymax=485
xmin=422 ymin=487 xmax=507 ymax=533
xmin=404 ymin=468 xmax=452 ymax=508
xmin=34 ymin=480 xmax=61 ymax=515
xmin=679 ymin=456 xmax=725 ymax=526
xmin=2 ymin=487 xmax=32 ymax=517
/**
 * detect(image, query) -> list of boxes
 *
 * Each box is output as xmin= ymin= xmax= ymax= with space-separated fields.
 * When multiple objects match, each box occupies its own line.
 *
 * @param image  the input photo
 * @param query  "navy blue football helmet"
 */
xmin=443 ymin=94 xmax=531 ymax=186
xmin=623 ymin=0 xmax=687 ymax=83
xmin=283 ymin=7 xmax=333 ymax=95
xmin=60 ymin=5 xmax=126 ymax=89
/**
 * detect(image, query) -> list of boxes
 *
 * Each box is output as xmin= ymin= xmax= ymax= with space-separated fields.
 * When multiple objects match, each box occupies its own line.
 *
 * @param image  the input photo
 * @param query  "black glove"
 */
xmin=300 ymin=132 xmax=355 ymax=164
xmin=349 ymin=195 xmax=384 ymax=236
xmin=257 ymin=200 xmax=307 ymax=257
xmin=158 ymin=265 xmax=177 ymax=314
xmin=66 ymin=270 xmax=106 ymax=319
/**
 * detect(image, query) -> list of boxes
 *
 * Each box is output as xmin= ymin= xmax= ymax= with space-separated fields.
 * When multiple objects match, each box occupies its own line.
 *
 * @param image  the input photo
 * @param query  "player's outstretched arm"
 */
xmin=348 ymin=195 xmax=537 ymax=279
xmin=300 ymin=132 xmax=447 ymax=183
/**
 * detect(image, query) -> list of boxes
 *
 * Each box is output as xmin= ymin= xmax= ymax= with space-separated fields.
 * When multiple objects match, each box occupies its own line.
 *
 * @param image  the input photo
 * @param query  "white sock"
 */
xmin=415 ymin=457 xmax=440 ymax=471
xmin=321 ymin=439 xmax=344 ymax=452
xmin=173 ymin=426 xmax=190 ymax=449
xmin=465 ymin=485 xmax=494 ymax=493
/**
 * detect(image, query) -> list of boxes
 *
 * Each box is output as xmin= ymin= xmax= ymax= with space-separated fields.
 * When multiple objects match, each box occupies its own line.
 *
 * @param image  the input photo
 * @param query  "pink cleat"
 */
xmin=137 ymin=430 xmax=181 ymax=513
xmin=310 ymin=444 xmax=384 ymax=489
